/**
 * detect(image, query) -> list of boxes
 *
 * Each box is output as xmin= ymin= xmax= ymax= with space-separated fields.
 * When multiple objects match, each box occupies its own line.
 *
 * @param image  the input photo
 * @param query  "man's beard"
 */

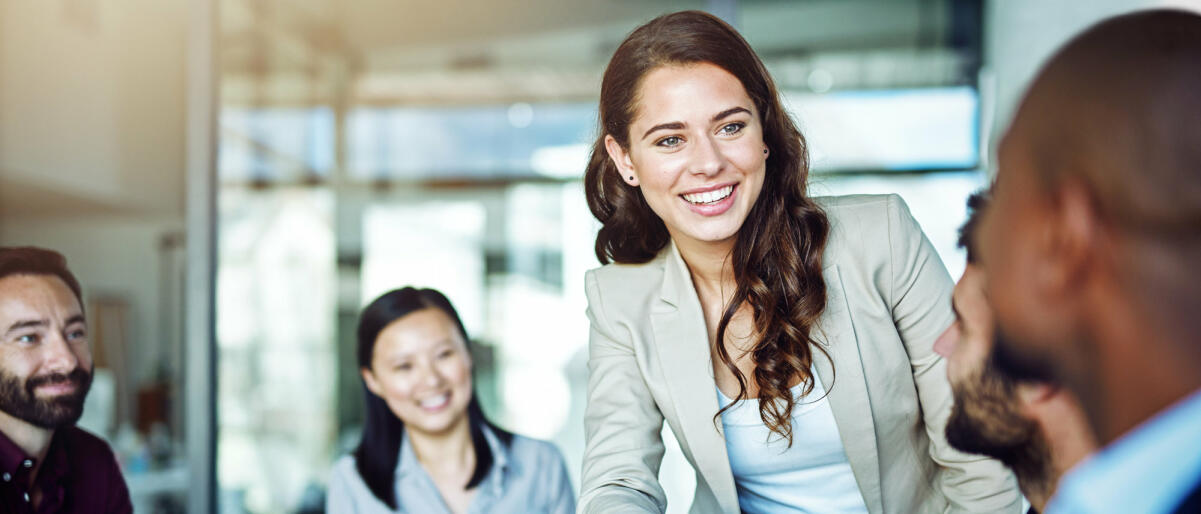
xmin=992 ymin=325 xmax=1058 ymax=383
xmin=945 ymin=352 xmax=1051 ymax=487
xmin=0 ymin=367 xmax=92 ymax=429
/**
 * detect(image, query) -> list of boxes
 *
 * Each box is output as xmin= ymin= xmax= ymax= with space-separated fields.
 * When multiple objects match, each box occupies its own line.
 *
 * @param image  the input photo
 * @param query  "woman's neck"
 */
xmin=407 ymin=417 xmax=476 ymax=478
xmin=674 ymin=236 xmax=738 ymax=299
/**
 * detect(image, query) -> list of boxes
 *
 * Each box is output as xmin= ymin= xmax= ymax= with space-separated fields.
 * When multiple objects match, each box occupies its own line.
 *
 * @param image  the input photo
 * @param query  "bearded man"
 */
xmin=0 ymin=247 xmax=131 ymax=513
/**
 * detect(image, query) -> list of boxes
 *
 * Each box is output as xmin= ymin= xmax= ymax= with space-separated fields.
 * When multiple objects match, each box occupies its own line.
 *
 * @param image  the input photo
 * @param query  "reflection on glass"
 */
xmin=346 ymin=103 xmax=596 ymax=180
xmin=219 ymin=108 xmax=336 ymax=182
xmin=217 ymin=188 xmax=336 ymax=512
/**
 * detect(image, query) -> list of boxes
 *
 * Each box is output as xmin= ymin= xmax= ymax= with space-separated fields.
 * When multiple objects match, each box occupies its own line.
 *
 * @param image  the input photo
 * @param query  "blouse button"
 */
xmin=1 ymin=472 xmax=9 ymax=481
xmin=21 ymin=460 xmax=32 ymax=468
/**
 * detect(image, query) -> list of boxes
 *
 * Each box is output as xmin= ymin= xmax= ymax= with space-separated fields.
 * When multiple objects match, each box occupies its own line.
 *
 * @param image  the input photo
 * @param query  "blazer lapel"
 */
xmin=814 ymin=264 xmax=884 ymax=513
xmin=650 ymin=243 xmax=740 ymax=513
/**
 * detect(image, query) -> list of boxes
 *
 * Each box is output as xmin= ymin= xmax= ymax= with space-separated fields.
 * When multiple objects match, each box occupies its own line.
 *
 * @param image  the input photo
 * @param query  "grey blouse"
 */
xmin=326 ymin=426 xmax=575 ymax=514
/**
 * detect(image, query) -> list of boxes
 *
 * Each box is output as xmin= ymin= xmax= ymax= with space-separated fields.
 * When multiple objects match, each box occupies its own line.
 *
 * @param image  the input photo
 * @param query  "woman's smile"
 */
xmin=680 ymin=182 xmax=738 ymax=215
xmin=418 ymin=392 xmax=452 ymax=412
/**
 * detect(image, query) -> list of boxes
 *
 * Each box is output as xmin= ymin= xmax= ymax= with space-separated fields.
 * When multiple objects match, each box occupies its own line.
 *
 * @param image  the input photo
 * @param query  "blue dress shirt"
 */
xmin=1048 ymin=388 xmax=1201 ymax=514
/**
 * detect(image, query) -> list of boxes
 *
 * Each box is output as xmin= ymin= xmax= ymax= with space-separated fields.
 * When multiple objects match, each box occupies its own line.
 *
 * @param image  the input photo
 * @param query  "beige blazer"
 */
xmin=579 ymin=194 xmax=1021 ymax=514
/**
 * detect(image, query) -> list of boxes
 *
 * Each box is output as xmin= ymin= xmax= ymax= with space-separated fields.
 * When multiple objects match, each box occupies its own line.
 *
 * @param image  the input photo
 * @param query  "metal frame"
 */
xmin=186 ymin=0 xmax=217 ymax=511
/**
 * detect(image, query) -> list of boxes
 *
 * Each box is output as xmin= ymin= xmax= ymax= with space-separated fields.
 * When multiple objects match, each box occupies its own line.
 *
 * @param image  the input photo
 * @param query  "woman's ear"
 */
xmin=604 ymin=134 xmax=639 ymax=187
xmin=361 ymin=367 xmax=382 ymax=396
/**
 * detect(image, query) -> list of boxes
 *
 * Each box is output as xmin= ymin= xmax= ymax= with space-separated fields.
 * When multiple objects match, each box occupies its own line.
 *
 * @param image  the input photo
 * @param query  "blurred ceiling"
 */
xmin=220 ymin=0 xmax=973 ymax=106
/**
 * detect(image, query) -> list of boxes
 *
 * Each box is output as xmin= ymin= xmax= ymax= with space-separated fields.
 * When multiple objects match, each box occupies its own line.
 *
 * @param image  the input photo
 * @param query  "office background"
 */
xmin=1 ymin=0 xmax=1196 ymax=512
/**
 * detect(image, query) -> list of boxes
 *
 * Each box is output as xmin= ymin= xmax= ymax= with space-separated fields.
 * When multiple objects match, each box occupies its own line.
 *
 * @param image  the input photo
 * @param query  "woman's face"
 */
xmin=605 ymin=62 xmax=768 ymax=249
xmin=362 ymin=308 xmax=473 ymax=437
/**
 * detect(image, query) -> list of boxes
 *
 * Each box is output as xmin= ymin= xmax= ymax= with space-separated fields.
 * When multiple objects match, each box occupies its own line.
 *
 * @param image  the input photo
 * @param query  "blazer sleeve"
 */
xmin=885 ymin=195 xmax=1022 ymax=513
xmin=577 ymin=269 xmax=668 ymax=514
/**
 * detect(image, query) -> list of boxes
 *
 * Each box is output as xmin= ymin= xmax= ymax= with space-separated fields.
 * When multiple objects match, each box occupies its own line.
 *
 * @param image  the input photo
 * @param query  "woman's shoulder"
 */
xmin=813 ymin=193 xmax=905 ymax=226
xmin=501 ymin=434 xmax=572 ymax=488
xmin=583 ymin=248 xmax=670 ymax=310
xmin=327 ymin=453 xmax=385 ymax=511
xmin=330 ymin=453 xmax=361 ymax=482
xmin=585 ymin=249 xmax=668 ymax=285
xmin=812 ymin=193 xmax=921 ymax=262
xmin=506 ymin=433 xmax=568 ymax=466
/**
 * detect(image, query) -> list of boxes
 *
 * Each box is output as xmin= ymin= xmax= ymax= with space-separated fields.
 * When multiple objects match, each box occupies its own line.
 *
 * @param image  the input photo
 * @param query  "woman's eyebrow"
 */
xmin=711 ymin=106 xmax=751 ymax=122
xmin=642 ymin=121 xmax=686 ymax=141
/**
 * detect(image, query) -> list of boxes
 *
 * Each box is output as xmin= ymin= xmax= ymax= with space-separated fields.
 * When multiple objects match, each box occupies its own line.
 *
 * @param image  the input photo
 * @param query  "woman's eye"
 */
xmin=719 ymin=122 xmax=745 ymax=135
xmin=68 ymin=330 xmax=86 ymax=341
xmin=655 ymin=135 xmax=683 ymax=148
xmin=394 ymin=363 xmax=412 ymax=372
xmin=16 ymin=334 xmax=38 ymax=344
xmin=438 ymin=350 xmax=454 ymax=359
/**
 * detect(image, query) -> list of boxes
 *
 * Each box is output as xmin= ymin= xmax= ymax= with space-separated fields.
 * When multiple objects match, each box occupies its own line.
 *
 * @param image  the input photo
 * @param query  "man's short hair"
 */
xmin=958 ymin=190 xmax=990 ymax=265
xmin=0 ymin=247 xmax=84 ymax=307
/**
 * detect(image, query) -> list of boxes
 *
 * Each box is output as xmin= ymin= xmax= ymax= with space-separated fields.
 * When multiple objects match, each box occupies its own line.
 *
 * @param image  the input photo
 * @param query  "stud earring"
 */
xmin=628 ymin=176 xmax=634 ymax=180
xmin=763 ymin=148 xmax=769 ymax=154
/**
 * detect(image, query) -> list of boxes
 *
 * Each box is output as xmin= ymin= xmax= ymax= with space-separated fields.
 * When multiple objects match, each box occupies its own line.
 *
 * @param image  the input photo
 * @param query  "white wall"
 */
xmin=0 ymin=0 xmax=188 ymax=213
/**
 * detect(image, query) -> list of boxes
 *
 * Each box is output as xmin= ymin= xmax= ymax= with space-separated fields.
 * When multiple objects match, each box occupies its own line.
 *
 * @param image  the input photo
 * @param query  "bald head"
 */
xmin=983 ymin=9 xmax=1201 ymax=443
xmin=1010 ymin=9 xmax=1201 ymax=234
xmin=1005 ymin=9 xmax=1201 ymax=336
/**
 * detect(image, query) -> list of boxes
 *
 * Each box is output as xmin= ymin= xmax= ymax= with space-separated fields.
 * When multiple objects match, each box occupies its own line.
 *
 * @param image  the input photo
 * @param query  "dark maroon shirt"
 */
xmin=0 ymin=426 xmax=131 ymax=514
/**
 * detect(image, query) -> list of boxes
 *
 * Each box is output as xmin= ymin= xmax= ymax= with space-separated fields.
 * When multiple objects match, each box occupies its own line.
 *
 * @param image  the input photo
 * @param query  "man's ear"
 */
xmin=1016 ymin=382 xmax=1060 ymax=421
xmin=1018 ymin=382 xmax=1057 ymax=405
xmin=361 ymin=367 xmax=382 ymax=397
xmin=1044 ymin=180 xmax=1102 ymax=295
xmin=604 ymin=134 xmax=639 ymax=187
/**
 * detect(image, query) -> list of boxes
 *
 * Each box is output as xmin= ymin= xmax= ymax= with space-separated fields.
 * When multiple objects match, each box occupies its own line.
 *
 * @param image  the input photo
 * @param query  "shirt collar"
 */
xmin=1049 ymin=388 xmax=1201 ymax=513
xmin=0 ymin=429 xmax=32 ymax=477
xmin=395 ymin=424 xmax=510 ymax=490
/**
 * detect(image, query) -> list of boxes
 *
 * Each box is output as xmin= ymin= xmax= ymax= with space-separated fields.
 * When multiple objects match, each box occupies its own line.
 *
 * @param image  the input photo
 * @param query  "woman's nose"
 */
xmin=420 ymin=364 xmax=446 ymax=387
xmin=689 ymin=135 xmax=726 ymax=177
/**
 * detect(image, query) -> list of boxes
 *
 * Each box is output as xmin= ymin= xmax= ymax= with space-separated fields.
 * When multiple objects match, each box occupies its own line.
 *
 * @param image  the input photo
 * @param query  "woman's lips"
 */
xmin=418 ymin=393 xmax=451 ymax=412
xmin=680 ymin=183 xmax=738 ymax=216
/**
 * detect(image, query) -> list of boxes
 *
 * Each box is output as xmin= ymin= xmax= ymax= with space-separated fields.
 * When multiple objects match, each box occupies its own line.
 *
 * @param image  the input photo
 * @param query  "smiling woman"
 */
xmin=579 ymin=10 xmax=1021 ymax=514
xmin=326 ymin=287 xmax=575 ymax=514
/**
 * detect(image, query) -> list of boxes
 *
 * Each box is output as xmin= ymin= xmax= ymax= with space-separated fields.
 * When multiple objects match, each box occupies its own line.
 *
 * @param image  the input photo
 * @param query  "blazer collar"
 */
xmin=652 ymin=241 xmax=740 ymax=513
xmin=657 ymin=241 xmax=689 ymax=308
xmin=813 ymin=265 xmax=884 ymax=513
xmin=652 ymin=242 xmax=884 ymax=513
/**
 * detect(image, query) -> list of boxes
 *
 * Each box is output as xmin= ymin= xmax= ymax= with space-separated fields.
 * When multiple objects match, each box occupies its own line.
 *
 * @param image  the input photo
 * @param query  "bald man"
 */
xmin=977 ymin=10 xmax=1201 ymax=514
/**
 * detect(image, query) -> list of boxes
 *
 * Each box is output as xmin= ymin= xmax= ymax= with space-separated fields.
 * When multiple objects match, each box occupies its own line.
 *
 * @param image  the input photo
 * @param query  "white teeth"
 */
xmin=420 ymin=394 xmax=450 ymax=409
xmin=682 ymin=185 xmax=733 ymax=205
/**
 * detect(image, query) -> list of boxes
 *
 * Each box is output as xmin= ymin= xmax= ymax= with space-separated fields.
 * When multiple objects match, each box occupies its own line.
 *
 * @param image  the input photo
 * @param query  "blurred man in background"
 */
xmin=978 ymin=9 xmax=1201 ymax=514
xmin=935 ymin=192 xmax=1096 ymax=514
xmin=0 ymin=247 xmax=131 ymax=513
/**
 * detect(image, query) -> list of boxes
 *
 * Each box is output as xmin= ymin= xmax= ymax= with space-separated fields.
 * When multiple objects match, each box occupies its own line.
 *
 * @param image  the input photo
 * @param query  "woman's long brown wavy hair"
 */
xmin=584 ymin=11 xmax=832 ymax=445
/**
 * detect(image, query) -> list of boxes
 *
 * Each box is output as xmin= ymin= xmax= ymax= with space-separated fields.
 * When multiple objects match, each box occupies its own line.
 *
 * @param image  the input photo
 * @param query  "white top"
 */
xmin=718 ymin=371 xmax=869 ymax=514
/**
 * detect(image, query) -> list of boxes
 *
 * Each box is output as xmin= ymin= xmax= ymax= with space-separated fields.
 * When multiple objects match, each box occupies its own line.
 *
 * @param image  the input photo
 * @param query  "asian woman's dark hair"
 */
xmin=584 ymin=10 xmax=831 ymax=445
xmin=353 ymin=287 xmax=513 ymax=509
